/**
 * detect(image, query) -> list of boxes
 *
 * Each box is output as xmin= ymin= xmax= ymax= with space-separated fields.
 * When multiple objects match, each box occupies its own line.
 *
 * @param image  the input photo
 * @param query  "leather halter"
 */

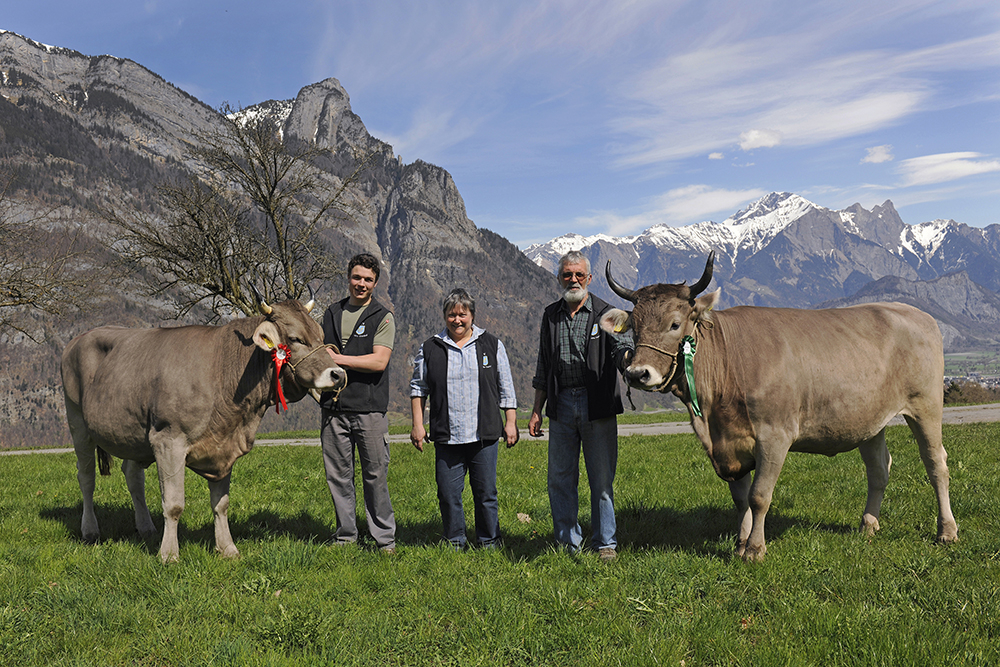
xmin=634 ymin=342 xmax=680 ymax=393
xmin=288 ymin=343 xmax=345 ymax=401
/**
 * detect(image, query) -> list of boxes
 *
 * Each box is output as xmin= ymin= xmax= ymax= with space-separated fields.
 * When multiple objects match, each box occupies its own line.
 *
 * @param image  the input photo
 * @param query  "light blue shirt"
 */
xmin=410 ymin=325 xmax=517 ymax=445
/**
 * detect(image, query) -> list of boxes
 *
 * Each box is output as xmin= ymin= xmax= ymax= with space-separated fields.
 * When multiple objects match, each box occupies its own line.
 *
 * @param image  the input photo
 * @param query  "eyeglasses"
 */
xmin=560 ymin=272 xmax=589 ymax=280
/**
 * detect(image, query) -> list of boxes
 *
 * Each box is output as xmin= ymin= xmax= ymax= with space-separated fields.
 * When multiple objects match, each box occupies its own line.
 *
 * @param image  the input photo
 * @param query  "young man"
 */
xmin=528 ymin=250 xmax=633 ymax=561
xmin=321 ymin=253 xmax=397 ymax=553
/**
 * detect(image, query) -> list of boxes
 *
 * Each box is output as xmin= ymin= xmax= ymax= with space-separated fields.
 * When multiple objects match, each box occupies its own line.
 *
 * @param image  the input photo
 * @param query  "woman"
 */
xmin=410 ymin=288 xmax=519 ymax=549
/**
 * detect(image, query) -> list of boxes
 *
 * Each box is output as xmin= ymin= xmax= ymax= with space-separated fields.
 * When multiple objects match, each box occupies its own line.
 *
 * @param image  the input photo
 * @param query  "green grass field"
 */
xmin=2 ymin=422 xmax=998 ymax=665
xmin=945 ymin=349 xmax=1000 ymax=376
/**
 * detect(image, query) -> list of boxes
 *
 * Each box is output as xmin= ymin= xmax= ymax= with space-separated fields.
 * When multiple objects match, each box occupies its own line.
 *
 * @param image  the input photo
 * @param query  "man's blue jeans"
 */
xmin=547 ymin=387 xmax=618 ymax=551
xmin=434 ymin=440 xmax=501 ymax=548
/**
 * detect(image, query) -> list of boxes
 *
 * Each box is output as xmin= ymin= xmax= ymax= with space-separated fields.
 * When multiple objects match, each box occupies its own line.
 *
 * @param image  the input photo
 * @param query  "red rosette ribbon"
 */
xmin=272 ymin=344 xmax=291 ymax=413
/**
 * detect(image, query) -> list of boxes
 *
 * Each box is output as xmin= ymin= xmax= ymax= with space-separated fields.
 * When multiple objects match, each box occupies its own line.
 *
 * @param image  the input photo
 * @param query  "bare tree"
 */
xmin=0 ymin=170 xmax=96 ymax=341
xmin=105 ymin=102 xmax=373 ymax=319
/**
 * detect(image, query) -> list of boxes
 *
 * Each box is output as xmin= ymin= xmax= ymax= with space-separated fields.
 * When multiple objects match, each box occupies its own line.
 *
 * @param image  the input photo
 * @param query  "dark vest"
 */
xmin=320 ymin=297 xmax=392 ymax=413
xmin=540 ymin=294 xmax=623 ymax=422
xmin=422 ymin=332 xmax=503 ymax=444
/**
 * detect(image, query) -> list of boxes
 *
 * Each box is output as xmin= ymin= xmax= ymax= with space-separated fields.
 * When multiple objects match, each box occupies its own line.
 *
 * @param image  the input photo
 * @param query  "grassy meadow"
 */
xmin=1 ymin=422 xmax=999 ymax=666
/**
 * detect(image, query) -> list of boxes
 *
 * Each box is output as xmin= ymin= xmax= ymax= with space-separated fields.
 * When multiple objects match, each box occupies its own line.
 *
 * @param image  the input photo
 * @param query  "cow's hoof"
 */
xmin=217 ymin=545 xmax=241 ymax=559
xmin=734 ymin=540 xmax=747 ymax=558
xmin=741 ymin=544 xmax=767 ymax=563
xmin=82 ymin=531 xmax=100 ymax=545
xmin=159 ymin=551 xmax=180 ymax=565
xmin=936 ymin=522 xmax=959 ymax=544
xmin=860 ymin=514 xmax=881 ymax=536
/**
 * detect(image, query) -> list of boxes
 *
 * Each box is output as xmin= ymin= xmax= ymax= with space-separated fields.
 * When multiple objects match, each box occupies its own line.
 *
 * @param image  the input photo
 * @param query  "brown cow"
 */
xmin=61 ymin=297 xmax=346 ymax=563
xmin=602 ymin=252 xmax=958 ymax=561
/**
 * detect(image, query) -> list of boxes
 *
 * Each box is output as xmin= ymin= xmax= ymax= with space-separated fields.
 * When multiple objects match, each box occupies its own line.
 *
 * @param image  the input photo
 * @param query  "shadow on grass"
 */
xmin=42 ymin=499 xmax=856 ymax=561
xmin=42 ymin=502 xmax=444 ymax=554
xmin=612 ymin=501 xmax=855 ymax=557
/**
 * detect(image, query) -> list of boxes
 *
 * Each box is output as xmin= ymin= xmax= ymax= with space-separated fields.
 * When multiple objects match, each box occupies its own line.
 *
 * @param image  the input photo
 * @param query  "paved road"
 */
xmin=9 ymin=403 xmax=1000 ymax=456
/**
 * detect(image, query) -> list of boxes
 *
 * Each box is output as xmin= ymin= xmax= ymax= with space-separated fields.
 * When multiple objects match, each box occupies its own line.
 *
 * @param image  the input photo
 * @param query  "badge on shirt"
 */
xmin=591 ymin=323 xmax=599 ymax=337
xmin=482 ymin=353 xmax=489 ymax=367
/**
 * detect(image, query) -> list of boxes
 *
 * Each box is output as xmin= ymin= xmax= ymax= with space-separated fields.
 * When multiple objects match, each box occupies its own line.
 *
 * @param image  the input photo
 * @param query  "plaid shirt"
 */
xmin=553 ymin=297 xmax=593 ymax=388
xmin=533 ymin=295 xmax=631 ymax=391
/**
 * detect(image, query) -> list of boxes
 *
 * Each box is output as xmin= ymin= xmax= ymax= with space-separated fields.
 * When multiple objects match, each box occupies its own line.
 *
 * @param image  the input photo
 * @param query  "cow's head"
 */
xmin=251 ymin=295 xmax=347 ymax=400
xmin=601 ymin=252 xmax=720 ymax=392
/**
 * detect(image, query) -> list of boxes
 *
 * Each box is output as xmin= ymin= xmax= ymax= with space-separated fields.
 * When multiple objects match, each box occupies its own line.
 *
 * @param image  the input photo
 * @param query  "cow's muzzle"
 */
xmin=627 ymin=343 xmax=680 ymax=392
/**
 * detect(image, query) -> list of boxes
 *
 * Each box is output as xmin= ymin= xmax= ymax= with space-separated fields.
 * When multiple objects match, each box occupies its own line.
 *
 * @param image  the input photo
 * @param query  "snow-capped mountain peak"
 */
xmin=524 ymin=192 xmax=821 ymax=269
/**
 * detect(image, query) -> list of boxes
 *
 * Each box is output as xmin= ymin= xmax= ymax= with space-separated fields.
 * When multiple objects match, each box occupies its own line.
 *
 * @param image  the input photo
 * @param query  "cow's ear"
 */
xmin=692 ymin=288 xmax=721 ymax=321
xmin=252 ymin=321 xmax=282 ymax=352
xmin=600 ymin=308 xmax=631 ymax=334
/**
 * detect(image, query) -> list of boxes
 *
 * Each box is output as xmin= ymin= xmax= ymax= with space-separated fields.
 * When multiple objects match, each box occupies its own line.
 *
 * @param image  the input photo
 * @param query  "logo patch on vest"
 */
xmin=590 ymin=323 xmax=599 ymax=337
xmin=482 ymin=353 xmax=490 ymax=367
xmin=356 ymin=323 xmax=366 ymax=336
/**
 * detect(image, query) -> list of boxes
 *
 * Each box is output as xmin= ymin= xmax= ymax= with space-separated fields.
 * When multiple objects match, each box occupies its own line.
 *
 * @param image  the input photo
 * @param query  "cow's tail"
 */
xmin=97 ymin=447 xmax=112 ymax=476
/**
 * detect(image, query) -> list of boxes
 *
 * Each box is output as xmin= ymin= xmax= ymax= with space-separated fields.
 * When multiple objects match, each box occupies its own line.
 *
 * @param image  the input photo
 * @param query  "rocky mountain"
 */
xmin=525 ymin=192 xmax=1000 ymax=347
xmin=0 ymin=31 xmax=582 ymax=447
xmin=818 ymin=271 xmax=1000 ymax=350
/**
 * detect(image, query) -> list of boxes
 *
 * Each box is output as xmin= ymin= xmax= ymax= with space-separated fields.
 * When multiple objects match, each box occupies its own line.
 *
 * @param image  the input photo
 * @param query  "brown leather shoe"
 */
xmin=598 ymin=547 xmax=617 ymax=562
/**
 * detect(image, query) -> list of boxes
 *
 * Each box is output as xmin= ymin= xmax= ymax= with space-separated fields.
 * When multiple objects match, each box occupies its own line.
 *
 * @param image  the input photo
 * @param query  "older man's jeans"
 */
xmin=547 ymin=387 xmax=618 ymax=552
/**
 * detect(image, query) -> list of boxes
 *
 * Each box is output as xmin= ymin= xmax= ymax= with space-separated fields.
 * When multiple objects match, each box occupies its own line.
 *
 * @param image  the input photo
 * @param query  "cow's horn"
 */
xmin=689 ymin=251 xmax=715 ymax=297
xmin=605 ymin=262 xmax=637 ymax=303
xmin=304 ymin=283 xmax=316 ymax=313
xmin=250 ymin=284 xmax=273 ymax=315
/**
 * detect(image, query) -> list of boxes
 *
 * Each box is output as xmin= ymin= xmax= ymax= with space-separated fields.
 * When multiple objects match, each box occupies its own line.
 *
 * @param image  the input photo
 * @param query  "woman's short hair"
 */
xmin=442 ymin=288 xmax=476 ymax=321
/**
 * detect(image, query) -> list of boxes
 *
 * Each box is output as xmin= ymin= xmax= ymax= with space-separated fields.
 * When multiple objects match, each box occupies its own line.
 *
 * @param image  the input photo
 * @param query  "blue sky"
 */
xmin=7 ymin=1 xmax=1000 ymax=247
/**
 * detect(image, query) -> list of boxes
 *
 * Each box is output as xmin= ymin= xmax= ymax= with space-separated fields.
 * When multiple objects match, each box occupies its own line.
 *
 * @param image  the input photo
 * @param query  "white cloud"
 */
xmin=613 ymin=7 xmax=1000 ymax=167
xmin=708 ymin=152 xmax=724 ymax=160
xmin=576 ymin=185 xmax=768 ymax=236
xmin=739 ymin=129 xmax=782 ymax=151
xmin=897 ymin=152 xmax=1000 ymax=187
xmin=372 ymin=104 xmax=482 ymax=164
xmin=862 ymin=145 xmax=894 ymax=164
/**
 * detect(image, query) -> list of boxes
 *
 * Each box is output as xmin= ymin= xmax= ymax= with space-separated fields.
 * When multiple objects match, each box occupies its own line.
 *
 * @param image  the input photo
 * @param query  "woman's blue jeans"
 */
xmin=434 ymin=440 xmax=501 ymax=548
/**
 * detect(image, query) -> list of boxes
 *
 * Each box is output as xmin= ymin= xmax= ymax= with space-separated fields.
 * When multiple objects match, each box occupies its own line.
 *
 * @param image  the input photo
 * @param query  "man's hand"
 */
xmin=528 ymin=411 xmax=544 ymax=438
xmin=617 ymin=348 xmax=634 ymax=374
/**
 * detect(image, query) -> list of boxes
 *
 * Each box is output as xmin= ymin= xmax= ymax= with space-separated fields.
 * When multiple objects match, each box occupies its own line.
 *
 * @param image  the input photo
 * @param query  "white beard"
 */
xmin=563 ymin=287 xmax=587 ymax=304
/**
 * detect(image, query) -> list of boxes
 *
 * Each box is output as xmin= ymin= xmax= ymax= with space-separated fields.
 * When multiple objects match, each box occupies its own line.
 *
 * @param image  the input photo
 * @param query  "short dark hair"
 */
xmin=348 ymin=253 xmax=381 ymax=283
xmin=442 ymin=288 xmax=475 ymax=322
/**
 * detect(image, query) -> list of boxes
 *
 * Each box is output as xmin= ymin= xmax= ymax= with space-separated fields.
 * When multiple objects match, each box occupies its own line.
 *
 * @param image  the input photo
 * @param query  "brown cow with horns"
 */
xmin=601 ymin=252 xmax=958 ymax=561
xmin=61 ymin=294 xmax=347 ymax=563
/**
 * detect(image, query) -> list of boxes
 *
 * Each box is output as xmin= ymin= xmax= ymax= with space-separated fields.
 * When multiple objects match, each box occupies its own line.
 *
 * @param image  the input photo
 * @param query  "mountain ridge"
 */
xmin=525 ymin=192 xmax=1000 ymax=347
xmin=0 ymin=31 xmax=569 ymax=447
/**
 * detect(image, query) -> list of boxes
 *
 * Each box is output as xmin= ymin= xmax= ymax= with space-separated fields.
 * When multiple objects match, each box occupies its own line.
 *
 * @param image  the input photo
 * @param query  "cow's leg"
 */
xmin=121 ymin=459 xmax=157 ymax=537
xmin=70 ymin=415 xmax=100 ymax=544
xmin=728 ymin=473 xmax=753 ymax=557
xmin=208 ymin=474 xmax=239 ymax=559
xmin=152 ymin=436 xmax=187 ymax=564
xmin=903 ymin=414 xmax=959 ymax=543
xmin=742 ymin=436 xmax=790 ymax=562
xmin=857 ymin=430 xmax=891 ymax=535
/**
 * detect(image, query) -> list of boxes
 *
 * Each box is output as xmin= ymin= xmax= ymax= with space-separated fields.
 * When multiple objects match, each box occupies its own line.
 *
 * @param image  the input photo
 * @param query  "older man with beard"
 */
xmin=528 ymin=250 xmax=634 ymax=561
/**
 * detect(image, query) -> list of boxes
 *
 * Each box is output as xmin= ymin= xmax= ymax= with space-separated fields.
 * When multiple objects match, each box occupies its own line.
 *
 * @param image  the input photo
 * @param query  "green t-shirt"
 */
xmin=339 ymin=303 xmax=395 ymax=351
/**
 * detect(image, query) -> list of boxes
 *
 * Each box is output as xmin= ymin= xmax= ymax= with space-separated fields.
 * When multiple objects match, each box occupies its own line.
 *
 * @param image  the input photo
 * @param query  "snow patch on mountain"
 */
xmin=229 ymin=100 xmax=295 ymax=139
xmin=524 ymin=192 xmax=819 ymax=266
xmin=901 ymin=219 xmax=951 ymax=258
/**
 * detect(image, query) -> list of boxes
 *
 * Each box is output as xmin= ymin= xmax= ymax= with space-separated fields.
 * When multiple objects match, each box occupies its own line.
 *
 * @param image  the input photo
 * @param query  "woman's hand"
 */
xmin=410 ymin=423 xmax=427 ymax=452
xmin=503 ymin=409 xmax=519 ymax=447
